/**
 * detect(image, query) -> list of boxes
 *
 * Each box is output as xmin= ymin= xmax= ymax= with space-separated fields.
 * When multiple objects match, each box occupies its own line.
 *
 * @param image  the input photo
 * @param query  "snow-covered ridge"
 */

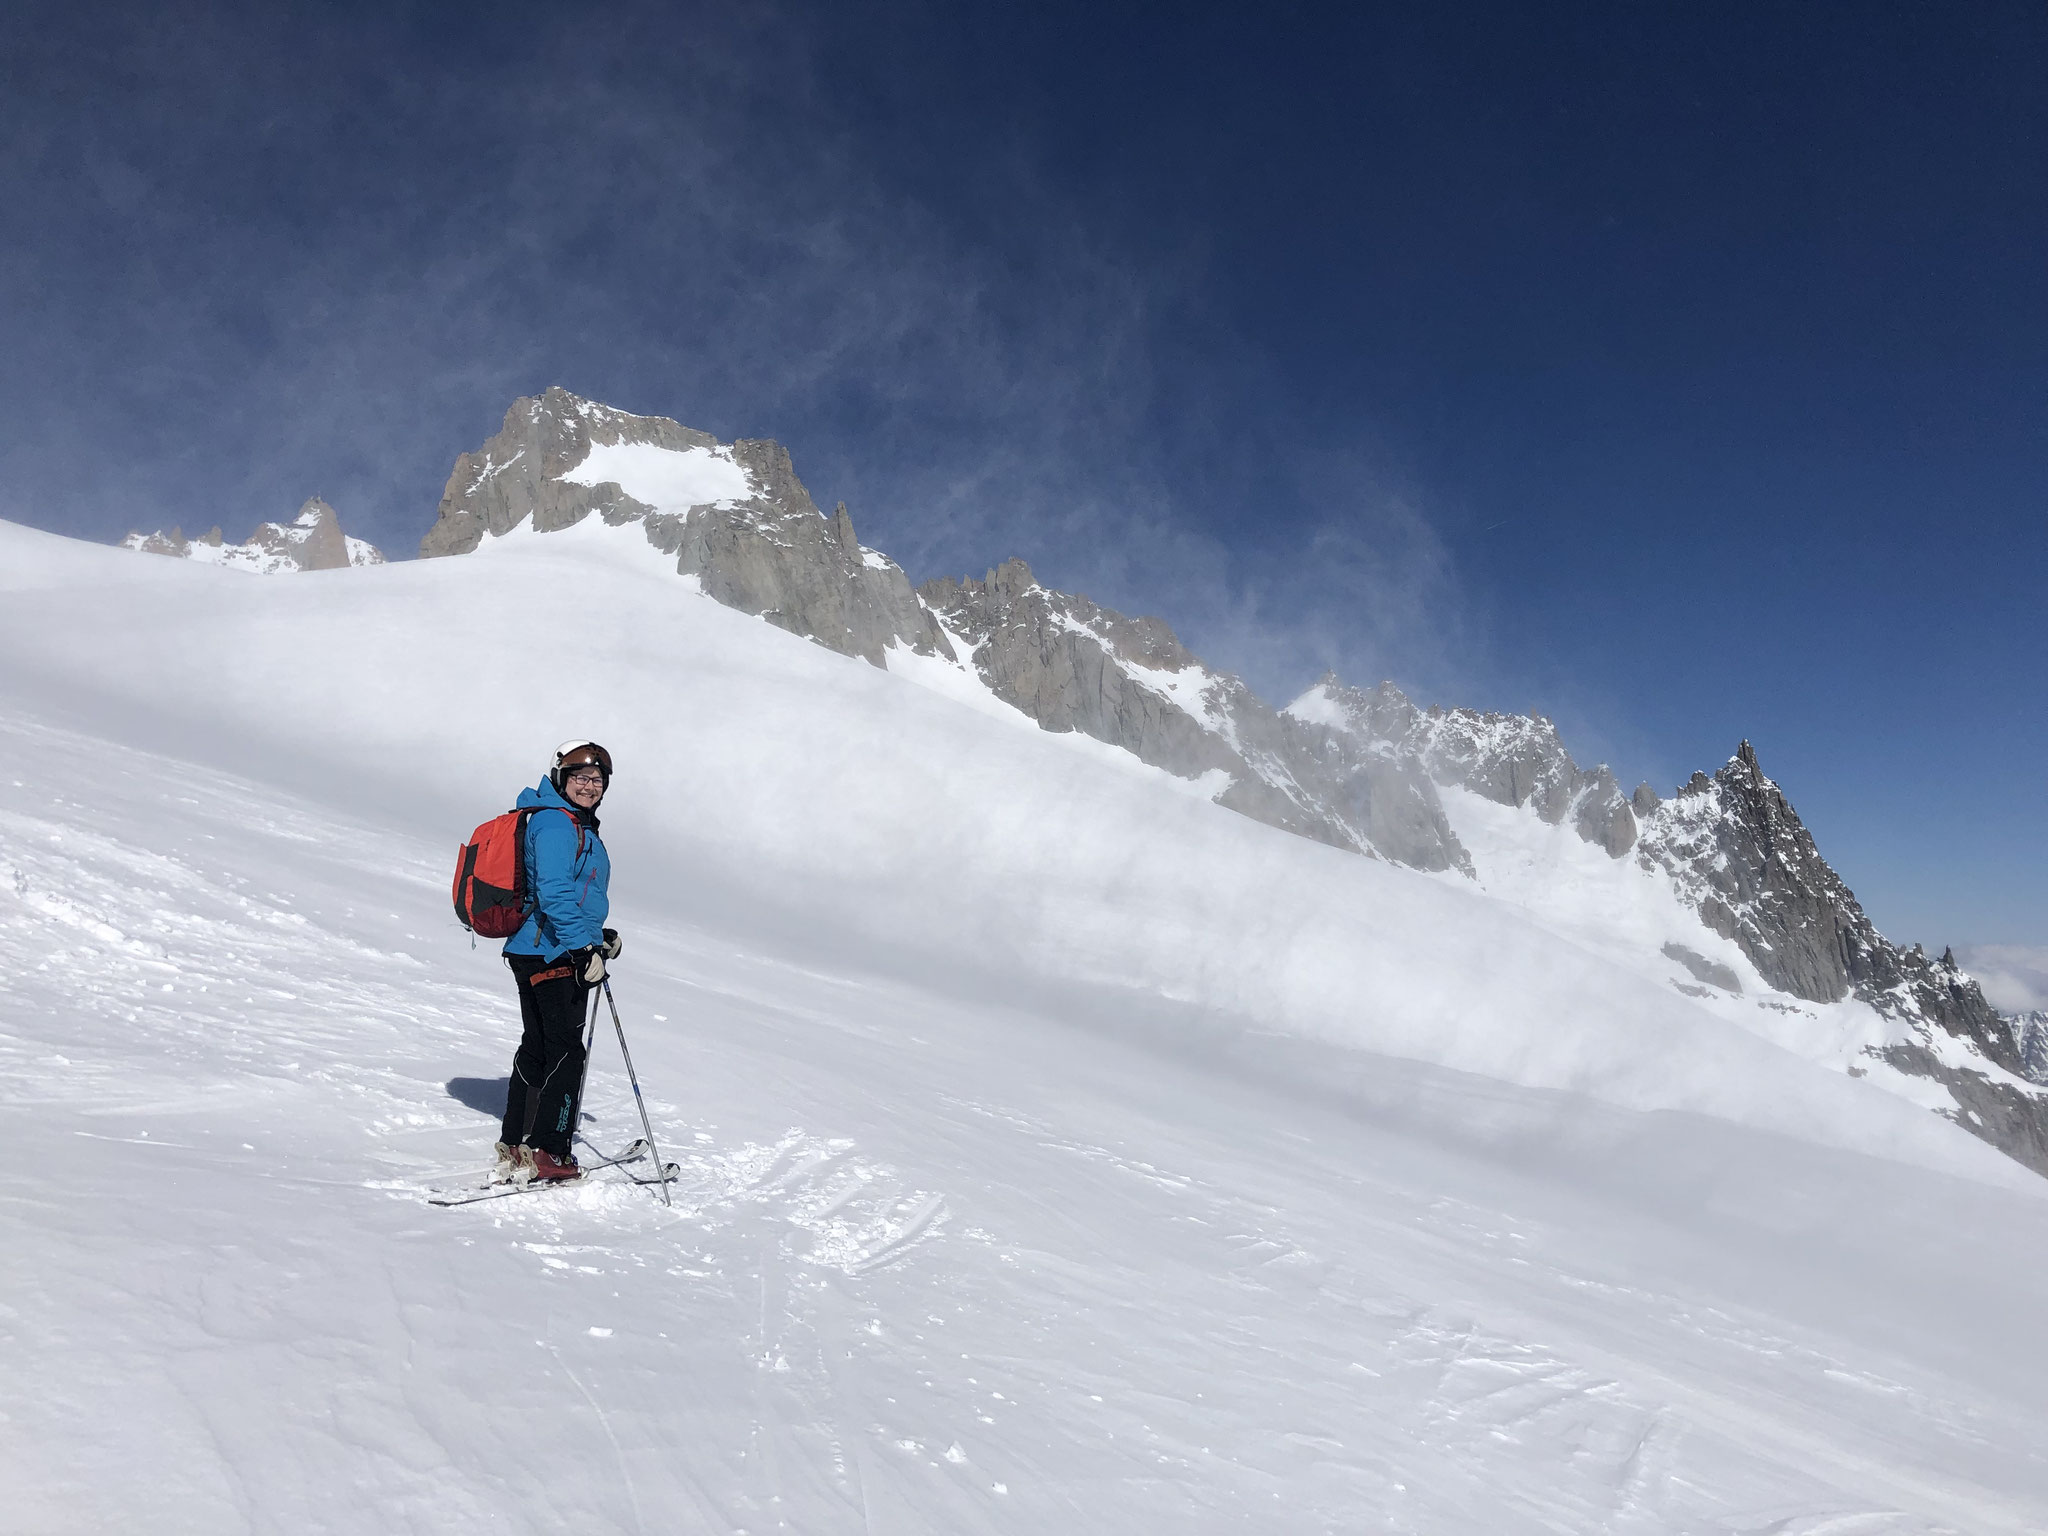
xmin=409 ymin=388 xmax=2045 ymax=1174
xmin=2 ymin=513 xmax=2023 ymax=1183
xmin=124 ymin=496 xmax=385 ymax=573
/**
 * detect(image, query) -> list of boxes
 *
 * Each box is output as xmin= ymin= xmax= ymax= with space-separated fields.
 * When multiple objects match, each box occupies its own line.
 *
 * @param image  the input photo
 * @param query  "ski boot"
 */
xmin=494 ymin=1141 xmax=534 ymax=1184
xmin=529 ymin=1148 xmax=582 ymax=1183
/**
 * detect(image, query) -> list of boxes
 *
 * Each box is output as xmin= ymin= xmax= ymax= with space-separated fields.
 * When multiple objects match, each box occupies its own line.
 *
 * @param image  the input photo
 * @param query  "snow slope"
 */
xmin=1431 ymin=786 xmax=1956 ymax=1109
xmin=3 ymin=516 xmax=204 ymax=592
xmin=4 ymin=516 xmax=2047 ymax=1533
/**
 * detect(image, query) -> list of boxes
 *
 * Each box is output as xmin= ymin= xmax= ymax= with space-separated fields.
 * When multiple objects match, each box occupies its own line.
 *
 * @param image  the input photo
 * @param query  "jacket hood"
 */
xmin=517 ymin=777 xmax=600 ymax=827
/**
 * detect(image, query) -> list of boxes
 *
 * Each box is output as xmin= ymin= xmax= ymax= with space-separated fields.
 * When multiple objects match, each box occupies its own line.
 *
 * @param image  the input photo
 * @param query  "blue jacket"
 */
xmin=501 ymin=778 xmax=610 ymax=962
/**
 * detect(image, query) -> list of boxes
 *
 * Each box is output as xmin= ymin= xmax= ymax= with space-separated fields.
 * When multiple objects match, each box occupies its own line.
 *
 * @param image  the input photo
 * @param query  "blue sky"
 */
xmin=2 ymin=2 xmax=2041 ymax=953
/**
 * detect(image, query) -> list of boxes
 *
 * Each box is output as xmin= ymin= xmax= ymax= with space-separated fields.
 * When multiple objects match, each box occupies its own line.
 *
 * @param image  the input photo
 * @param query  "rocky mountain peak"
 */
xmin=122 ymin=497 xmax=384 ymax=573
xmin=417 ymin=386 xmax=720 ymax=558
xmin=418 ymin=387 xmax=951 ymax=666
xmin=1642 ymin=740 xmax=1875 ymax=1003
xmin=1635 ymin=739 xmax=2043 ymax=1167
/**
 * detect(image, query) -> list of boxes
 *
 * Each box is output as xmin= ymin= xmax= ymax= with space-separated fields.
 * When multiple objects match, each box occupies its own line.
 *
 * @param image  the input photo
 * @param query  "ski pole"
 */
xmin=570 ymin=982 xmax=600 ymax=1147
xmin=601 ymin=977 xmax=672 ymax=1207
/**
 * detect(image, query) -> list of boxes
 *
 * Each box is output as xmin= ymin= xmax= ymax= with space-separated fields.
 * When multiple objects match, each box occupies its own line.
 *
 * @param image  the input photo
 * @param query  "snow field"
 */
xmin=0 ymin=518 xmax=2021 ymax=1183
xmin=4 ymin=518 xmax=2047 ymax=1531
xmin=558 ymin=440 xmax=757 ymax=514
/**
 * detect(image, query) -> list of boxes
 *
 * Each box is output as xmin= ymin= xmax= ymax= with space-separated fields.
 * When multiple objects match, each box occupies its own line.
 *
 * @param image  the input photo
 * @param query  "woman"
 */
xmin=496 ymin=739 xmax=622 ymax=1183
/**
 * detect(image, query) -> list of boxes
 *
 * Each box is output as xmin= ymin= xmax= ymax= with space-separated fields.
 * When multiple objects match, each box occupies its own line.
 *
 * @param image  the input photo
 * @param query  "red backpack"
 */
xmin=452 ymin=806 xmax=584 ymax=939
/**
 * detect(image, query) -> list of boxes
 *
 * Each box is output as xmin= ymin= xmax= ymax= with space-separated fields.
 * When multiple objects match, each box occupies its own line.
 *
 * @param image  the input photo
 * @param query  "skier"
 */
xmin=495 ymin=740 xmax=623 ymax=1183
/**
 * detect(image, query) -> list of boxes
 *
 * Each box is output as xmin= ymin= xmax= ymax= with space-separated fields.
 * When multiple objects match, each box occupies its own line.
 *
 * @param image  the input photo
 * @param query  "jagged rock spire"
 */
xmin=1637 ymin=738 xmax=2046 ymax=1172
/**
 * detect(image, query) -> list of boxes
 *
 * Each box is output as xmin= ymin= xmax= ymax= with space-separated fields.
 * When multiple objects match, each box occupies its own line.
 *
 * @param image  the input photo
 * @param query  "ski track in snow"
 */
xmin=3 ymin=563 xmax=2046 ymax=1527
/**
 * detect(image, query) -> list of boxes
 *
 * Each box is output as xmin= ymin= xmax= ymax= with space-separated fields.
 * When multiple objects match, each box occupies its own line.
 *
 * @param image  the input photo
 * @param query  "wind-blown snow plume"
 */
xmin=1958 ymin=944 xmax=2048 ymax=1014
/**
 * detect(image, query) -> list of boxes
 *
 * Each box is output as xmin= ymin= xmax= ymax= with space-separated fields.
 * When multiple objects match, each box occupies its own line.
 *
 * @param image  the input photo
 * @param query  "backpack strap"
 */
xmin=511 ymin=807 xmax=537 ymax=908
xmin=518 ymin=806 xmax=589 ymax=912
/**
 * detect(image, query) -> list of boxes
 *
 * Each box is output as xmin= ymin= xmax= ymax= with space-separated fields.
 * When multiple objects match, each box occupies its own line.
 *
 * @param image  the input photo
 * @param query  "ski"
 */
xmin=428 ymin=1155 xmax=683 ymax=1207
xmin=426 ymin=1138 xmax=651 ymax=1206
xmin=427 ymin=1178 xmax=561 ymax=1207
xmin=580 ymin=1135 xmax=650 ymax=1169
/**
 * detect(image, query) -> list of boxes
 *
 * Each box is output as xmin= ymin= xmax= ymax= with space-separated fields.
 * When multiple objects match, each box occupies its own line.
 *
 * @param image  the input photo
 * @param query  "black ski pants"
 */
xmin=500 ymin=953 xmax=590 ymax=1157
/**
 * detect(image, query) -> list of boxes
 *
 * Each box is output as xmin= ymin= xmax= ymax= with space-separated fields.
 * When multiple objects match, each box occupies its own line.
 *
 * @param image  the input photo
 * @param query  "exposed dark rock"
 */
xmin=1638 ymin=742 xmax=1870 ymax=1003
xmin=918 ymin=560 xmax=1239 ymax=784
xmin=1662 ymin=942 xmax=1743 ymax=994
xmin=1878 ymin=1039 xmax=2048 ymax=1178
xmin=125 ymin=524 xmax=223 ymax=557
xmin=419 ymin=388 xmax=950 ymax=666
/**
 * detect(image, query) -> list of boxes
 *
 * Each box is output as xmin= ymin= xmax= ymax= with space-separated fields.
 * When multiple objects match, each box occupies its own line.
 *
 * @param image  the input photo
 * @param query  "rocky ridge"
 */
xmin=918 ymin=561 xmax=1471 ymax=872
xmin=413 ymin=387 xmax=2045 ymax=1173
xmin=1630 ymin=743 xmax=2044 ymax=1168
xmin=1283 ymin=675 xmax=1640 ymax=857
xmin=913 ymin=566 xmax=1655 ymax=881
xmin=1218 ymin=677 xmax=2040 ymax=1167
xmin=419 ymin=388 xmax=951 ymax=665
xmin=124 ymin=498 xmax=384 ymax=572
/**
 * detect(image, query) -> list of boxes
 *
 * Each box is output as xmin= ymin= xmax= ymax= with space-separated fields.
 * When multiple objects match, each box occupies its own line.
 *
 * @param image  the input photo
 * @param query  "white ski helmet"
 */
xmin=550 ymin=739 xmax=614 ymax=794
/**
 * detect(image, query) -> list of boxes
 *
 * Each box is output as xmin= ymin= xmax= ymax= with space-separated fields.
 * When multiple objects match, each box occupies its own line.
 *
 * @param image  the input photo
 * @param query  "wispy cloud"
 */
xmin=1956 ymin=945 xmax=2048 ymax=1014
xmin=1 ymin=1 xmax=1482 ymax=711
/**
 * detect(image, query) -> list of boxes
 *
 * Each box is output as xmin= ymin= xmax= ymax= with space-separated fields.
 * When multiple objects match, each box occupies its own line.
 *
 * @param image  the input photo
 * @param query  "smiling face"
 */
xmin=562 ymin=765 xmax=606 ymax=810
